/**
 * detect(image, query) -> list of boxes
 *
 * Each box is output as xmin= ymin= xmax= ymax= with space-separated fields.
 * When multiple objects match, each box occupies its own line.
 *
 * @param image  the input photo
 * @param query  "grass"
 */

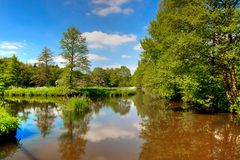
xmin=4 ymin=87 xmax=71 ymax=97
xmin=0 ymin=108 xmax=19 ymax=137
xmin=66 ymin=97 xmax=91 ymax=112
xmin=3 ymin=87 xmax=137 ymax=97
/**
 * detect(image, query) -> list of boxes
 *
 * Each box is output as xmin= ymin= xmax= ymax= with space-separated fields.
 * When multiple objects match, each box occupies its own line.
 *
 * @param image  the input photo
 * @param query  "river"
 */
xmin=1 ymin=94 xmax=240 ymax=160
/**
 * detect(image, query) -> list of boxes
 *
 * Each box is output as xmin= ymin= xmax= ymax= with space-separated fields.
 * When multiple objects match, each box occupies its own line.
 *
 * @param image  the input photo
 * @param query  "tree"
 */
xmin=117 ymin=66 xmax=131 ymax=87
xmin=38 ymin=47 xmax=54 ymax=81
xmin=5 ymin=55 xmax=22 ymax=87
xmin=135 ymin=0 xmax=240 ymax=111
xmin=91 ymin=67 xmax=109 ymax=87
xmin=60 ymin=27 xmax=90 ymax=88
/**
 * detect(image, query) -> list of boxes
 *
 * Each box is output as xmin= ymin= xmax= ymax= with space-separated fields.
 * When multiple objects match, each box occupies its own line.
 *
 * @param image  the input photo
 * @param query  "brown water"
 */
xmin=1 ymin=94 xmax=240 ymax=160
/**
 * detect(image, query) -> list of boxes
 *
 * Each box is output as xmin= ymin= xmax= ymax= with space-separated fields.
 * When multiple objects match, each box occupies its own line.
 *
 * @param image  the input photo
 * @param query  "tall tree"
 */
xmin=38 ymin=47 xmax=54 ymax=80
xmin=135 ymin=0 xmax=240 ymax=111
xmin=60 ymin=27 xmax=90 ymax=88
xmin=5 ymin=55 xmax=22 ymax=87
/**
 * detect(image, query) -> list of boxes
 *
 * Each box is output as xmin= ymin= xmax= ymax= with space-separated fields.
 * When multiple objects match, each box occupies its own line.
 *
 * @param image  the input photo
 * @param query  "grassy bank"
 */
xmin=3 ymin=87 xmax=137 ymax=97
xmin=0 ymin=108 xmax=19 ymax=139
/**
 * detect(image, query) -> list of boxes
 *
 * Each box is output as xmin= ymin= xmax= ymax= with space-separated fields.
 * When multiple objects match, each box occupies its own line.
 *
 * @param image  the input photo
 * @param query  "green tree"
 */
xmin=135 ymin=0 xmax=240 ymax=111
xmin=5 ymin=55 xmax=22 ymax=87
xmin=38 ymin=47 xmax=54 ymax=81
xmin=60 ymin=27 xmax=90 ymax=88
xmin=91 ymin=67 xmax=109 ymax=87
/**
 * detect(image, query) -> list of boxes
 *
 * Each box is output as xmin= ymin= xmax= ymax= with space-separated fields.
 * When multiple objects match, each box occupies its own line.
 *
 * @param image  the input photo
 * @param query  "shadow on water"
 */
xmin=0 ymin=137 xmax=19 ymax=159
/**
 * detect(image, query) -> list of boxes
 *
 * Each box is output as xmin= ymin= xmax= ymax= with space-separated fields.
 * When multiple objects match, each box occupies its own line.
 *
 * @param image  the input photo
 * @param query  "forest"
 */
xmin=133 ymin=0 xmax=240 ymax=113
xmin=0 ymin=27 xmax=132 ymax=90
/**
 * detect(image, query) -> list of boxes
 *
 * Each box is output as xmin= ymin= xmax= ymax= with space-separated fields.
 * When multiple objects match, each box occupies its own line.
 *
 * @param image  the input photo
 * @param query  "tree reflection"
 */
xmin=0 ymin=138 xmax=19 ymax=159
xmin=93 ymin=97 xmax=131 ymax=116
xmin=35 ymin=103 xmax=57 ymax=138
xmin=133 ymin=93 xmax=240 ymax=160
xmin=58 ymin=110 xmax=92 ymax=160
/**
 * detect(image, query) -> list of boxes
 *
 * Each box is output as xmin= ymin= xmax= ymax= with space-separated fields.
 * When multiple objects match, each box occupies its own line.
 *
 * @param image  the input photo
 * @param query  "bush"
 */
xmin=0 ymin=108 xmax=19 ymax=136
xmin=67 ymin=97 xmax=91 ymax=112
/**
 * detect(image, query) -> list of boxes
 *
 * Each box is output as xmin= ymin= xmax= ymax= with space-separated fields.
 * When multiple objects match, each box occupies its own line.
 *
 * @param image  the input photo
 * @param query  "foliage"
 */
xmin=4 ymin=87 xmax=71 ymax=97
xmin=134 ymin=0 xmax=240 ymax=112
xmin=66 ymin=97 xmax=91 ymax=112
xmin=3 ymin=87 xmax=137 ymax=97
xmin=37 ymin=46 xmax=55 ymax=85
xmin=60 ymin=27 xmax=90 ymax=88
xmin=90 ymin=66 xmax=132 ymax=87
xmin=0 ymin=108 xmax=18 ymax=136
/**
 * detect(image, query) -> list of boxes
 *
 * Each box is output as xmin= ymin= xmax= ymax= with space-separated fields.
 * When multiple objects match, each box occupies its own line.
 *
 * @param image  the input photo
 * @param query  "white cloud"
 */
xmin=92 ymin=6 xmax=133 ymax=16
xmin=102 ymin=64 xmax=122 ymax=69
xmin=0 ymin=50 xmax=17 ymax=55
xmin=85 ymin=123 xmax=135 ymax=142
xmin=53 ymin=55 xmax=67 ymax=63
xmin=27 ymin=59 xmax=38 ymax=64
xmin=127 ymin=64 xmax=137 ymax=74
xmin=102 ymin=64 xmax=137 ymax=74
xmin=92 ymin=0 xmax=129 ymax=6
xmin=83 ymin=31 xmax=137 ymax=48
xmin=88 ymin=53 xmax=109 ymax=61
xmin=88 ymin=44 xmax=104 ymax=49
xmin=91 ymin=0 xmax=133 ymax=16
xmin=122 ymin=8 xmax=134 ymax=14
xmin=0 ymin=41 xmax=26 ymax=50
xmin=121 ymin=54 xmax=132 ymax=59
xmin=133 ymin=43 xmax=143 ymax=51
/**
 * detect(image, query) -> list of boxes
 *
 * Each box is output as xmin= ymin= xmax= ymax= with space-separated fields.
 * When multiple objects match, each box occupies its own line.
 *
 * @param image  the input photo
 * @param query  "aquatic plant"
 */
xmin=66 ymin=97 xmax=91 ymax=112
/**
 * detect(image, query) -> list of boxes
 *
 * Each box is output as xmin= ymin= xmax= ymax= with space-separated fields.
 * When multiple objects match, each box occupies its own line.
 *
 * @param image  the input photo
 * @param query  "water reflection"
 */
xmin=35 ymin=103 xmax=57 ymax=138
xmin=0 ymin=138 xmax=19 ymax=159
xmin=58 ymin=110 xmax=92 ymax=160
xmin=2 ymin=95 xmax=240 ymax=159
xmin=133 ymin=93 xmax=240 ymax=160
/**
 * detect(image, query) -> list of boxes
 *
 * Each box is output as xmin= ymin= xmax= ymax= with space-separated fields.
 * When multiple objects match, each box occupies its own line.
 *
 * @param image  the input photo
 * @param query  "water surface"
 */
xmin=1 ymin=94 xmax=240 ymax=160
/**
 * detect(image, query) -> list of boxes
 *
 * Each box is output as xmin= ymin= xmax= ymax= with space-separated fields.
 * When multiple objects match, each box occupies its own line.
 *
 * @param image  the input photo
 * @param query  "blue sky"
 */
xmin=0 ymin=0 xmax=159 ymax=73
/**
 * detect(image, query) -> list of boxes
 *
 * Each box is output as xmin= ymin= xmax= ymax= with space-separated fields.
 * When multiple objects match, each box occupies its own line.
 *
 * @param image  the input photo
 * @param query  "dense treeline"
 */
xmin=0 ymin=27 xmax=132 ymax=90
xmin=134 ymin=0 xmax=240 ymax=112
xmin=0 ymin=56 xmax=132 ymax=88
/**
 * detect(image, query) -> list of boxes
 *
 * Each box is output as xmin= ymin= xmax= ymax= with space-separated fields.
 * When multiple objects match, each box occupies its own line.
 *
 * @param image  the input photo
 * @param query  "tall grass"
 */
xmin=4 ymin=87 xmax=137 ymax=97
xmin=4 ymin=87 xmax=71 ymax=97
xmin=66 ymin=97 xmax=91 ymax=112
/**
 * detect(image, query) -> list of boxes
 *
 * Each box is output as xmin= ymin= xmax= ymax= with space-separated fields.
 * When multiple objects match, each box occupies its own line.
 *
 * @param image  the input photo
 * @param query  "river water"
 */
xmin=1 ymin=94 xmax=240 ymax=160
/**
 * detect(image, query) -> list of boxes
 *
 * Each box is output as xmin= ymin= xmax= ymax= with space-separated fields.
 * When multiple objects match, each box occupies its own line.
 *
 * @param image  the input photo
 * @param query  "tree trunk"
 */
xmin=229 ymin=61 xmax=238 ymax=98
xmin=222 ymin=64 xmax=233 ymax=104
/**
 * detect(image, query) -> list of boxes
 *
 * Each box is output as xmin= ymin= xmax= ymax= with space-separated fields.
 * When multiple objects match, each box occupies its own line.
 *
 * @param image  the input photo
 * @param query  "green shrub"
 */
xmin=0 ymin=108 xmax=19 ymax=136
xmin=67 ymin=97 xmax=91 ymax=112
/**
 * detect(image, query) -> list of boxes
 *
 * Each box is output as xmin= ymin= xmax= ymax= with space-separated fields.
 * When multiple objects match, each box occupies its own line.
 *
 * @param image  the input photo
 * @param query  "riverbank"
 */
xmin=0 ymin=108 xmax=19 ymax=141
xmin=3 ymin=87 xmax=137 ymax=97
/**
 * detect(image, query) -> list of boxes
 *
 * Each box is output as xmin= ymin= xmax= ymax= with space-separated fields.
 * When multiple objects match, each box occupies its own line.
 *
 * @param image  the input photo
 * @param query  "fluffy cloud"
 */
xmin=88 ymin=53 xmax=110 ymax=61
xmin=102 ymin=64 xmax=137 ymax=74
xmin=27 ymin=59 xmax=38 ymax=64
xmin=92 ymin=0 xmax=129 ymax=6
xmin=83 ymin=31 xmax=137 ymax=49
xmin=92 ymin=6 xmax=133 ymax=16
xmin=85 ymin=123 xmax=135 ymax=142
xmin=0 ymin=41 xmax=25 ymax=50
xmin=0 ymin=50 xmax=17 ymax=55
xmin=121 ymin=54 xmax=132 ymax=59
xmin=91 ymin=0 xmax=133 ymax=16
xmin=133 ymin=43 xmax=143 ymax=51
xmin=53 ymin=55 xmax=67 ymax=63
